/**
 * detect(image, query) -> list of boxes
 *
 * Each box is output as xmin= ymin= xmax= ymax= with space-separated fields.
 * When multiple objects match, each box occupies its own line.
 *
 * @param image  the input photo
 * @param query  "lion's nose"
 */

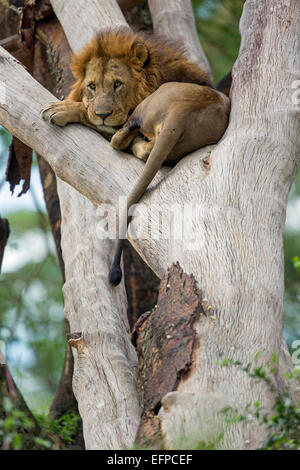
xmin=96 ymin=111 xmax=112 ymax=120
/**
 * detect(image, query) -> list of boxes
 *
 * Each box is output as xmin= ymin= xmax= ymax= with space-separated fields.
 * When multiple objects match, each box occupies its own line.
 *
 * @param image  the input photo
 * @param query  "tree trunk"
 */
xmin=46 ymin=0 xmax=141 ymax=450
xmin=0 ymin=0 xmax=299 ymax=450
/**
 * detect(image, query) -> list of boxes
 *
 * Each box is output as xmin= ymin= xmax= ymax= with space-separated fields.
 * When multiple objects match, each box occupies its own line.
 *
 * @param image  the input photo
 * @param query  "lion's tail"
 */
xmin=109 ymin=120 xmax=183 ymax=286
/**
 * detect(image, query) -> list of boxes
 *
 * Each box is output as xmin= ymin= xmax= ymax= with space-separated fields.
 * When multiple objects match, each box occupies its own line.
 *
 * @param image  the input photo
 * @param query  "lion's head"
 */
xmin=68 ymin=29 xmax=212 ymax=130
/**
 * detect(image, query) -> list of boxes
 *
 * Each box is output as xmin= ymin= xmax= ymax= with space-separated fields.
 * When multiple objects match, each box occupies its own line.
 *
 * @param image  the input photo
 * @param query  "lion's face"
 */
xmin=81 ymin=57 xmax=137 ymax=128
xmin=69 ymin=38 xmax=152 ymax=131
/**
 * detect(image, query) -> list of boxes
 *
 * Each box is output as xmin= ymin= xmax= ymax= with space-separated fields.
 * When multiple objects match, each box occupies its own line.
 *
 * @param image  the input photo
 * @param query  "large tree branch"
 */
xmin=148 ymin=0 xmax=212 ymax=79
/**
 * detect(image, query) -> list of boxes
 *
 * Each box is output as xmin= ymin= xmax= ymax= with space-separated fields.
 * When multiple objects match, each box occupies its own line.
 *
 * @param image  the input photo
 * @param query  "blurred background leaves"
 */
xmin=192 ymin=0 xmax=245 ymax=82
xmin=0 ymin=131 xmax=64 ymax=412
xmin=0 ymin=0 xmax=299 ymax=415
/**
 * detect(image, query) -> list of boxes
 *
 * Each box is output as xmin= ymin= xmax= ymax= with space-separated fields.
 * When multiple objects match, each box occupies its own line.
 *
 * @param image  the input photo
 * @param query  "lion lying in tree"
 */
xmin=41 ymin=29 xmax=230 ymax=286
xmin=42 ymin=28 xmax=212 ymax=134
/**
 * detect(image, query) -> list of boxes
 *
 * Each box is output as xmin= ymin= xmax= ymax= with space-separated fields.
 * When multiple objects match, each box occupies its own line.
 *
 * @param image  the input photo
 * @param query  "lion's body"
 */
xmin=108 ymin=82 xmax=230 ymax=285
xmin=114 ymin=82 xmax=230 ymax=164
xmin=42 ymin=29 xmax=212 ymax=133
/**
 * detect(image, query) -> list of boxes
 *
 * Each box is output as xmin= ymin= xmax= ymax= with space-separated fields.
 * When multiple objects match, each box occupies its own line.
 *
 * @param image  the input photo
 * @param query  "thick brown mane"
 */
xmin=42 ymin=28 xmax=215 ymax=138
xmin=69 ymin=28 xmax=212 ymax=102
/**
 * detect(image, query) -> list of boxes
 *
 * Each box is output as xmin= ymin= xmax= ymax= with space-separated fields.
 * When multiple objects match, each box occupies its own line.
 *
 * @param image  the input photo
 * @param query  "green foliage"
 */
xmin=1 ymin=246 xmax=65 ymax=410
xmin=262 ymin=393 xmax=300 ymax=450
xmin=192 ymin=0 xmax=245 ymax=82
xmin=0 ymin=398 xmax=51 ymax=450
xmin=35 ymin=411 xmax=81 ymax=445
xmin=0 ymin=398 xmax=80 ymax=449
xmin=219 ymin=358 xmax=300 ymax=450
xmin=292 ymin=256 xmax=300 ymax=275
xmin=1 ymin=126 xmax=65 ymax=411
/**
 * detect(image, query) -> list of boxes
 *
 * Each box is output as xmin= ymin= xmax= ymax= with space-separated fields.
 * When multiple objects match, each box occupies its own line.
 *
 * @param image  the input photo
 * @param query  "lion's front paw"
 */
xmin=111 ymin=129 xmax=127 ymax=149
xmin=41 ymin=101 xmax=73 ymax=127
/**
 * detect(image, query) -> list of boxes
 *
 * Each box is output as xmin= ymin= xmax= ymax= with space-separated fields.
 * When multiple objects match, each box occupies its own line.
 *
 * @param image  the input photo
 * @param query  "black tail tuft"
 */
xmin=109 ymin=264 xmax=122 ymax=286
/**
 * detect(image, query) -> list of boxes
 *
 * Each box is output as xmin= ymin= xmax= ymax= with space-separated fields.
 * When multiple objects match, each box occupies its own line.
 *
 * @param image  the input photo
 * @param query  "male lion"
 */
xmin=41 ymin=29 xmax=230 ymax=286
xmin=41 ymin=29 xmax=212 ymax=135
xmin=108 ymin=82 xmax=230 ymax=285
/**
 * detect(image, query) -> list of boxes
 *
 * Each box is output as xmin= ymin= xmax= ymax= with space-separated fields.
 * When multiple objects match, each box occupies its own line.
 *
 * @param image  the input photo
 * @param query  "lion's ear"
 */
xmin=131 ymin=43 xmax=149 ymax=67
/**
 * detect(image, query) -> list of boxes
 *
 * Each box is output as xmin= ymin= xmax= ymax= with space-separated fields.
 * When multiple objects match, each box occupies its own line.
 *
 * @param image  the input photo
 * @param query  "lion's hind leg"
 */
xmin=131 ymin=136 xmax=154 ymax=161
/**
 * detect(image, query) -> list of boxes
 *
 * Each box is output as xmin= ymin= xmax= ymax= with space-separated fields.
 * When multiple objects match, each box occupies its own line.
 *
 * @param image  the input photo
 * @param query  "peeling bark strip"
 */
xmin=0 ymin=218 xmax=10 ymax=268
xmin=134 ymin=263 xmax=205 ymax=448
xmin=14 ymin=0 xmax=53 ymax=75
xmin=0 ymin=35 xmax=19 ymax=54
xmin=4 ymin=0 xmax=54 ymax=197
xmin=6 ymin=138 xmax=32 ymax=196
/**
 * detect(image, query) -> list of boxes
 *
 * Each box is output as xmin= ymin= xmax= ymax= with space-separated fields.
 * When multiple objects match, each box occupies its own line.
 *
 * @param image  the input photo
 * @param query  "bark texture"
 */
xmin=0 ymin=218 xmax=10 ymax=269
xmin=0 ymin=0 xmax=299 ymax=450
xmin=49 ymin=0 xmax=141 ymax=450
xmin=134 ymin=262 xmax=205 ymax=448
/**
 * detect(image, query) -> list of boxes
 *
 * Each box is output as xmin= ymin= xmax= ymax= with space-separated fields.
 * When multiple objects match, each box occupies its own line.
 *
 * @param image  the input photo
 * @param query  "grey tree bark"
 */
xmin=0 ymin=0 xmax=299 ymax=450
xmin=49 ymin=0 xmax=140 ymax=450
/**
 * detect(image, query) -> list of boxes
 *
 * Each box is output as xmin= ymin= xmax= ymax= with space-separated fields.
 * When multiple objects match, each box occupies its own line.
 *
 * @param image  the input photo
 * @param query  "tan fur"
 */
xmin=108 ymin=82 xmax=230 ymax=285
xmin=41 ymin=29 xmax=212 ymax=133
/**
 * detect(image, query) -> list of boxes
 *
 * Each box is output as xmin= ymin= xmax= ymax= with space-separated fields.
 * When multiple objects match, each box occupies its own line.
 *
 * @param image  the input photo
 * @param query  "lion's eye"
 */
xmin=88 ymin=82 xmax=96 ymax=90
xmin=114 ymin=80 xmax=122 ymax=89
